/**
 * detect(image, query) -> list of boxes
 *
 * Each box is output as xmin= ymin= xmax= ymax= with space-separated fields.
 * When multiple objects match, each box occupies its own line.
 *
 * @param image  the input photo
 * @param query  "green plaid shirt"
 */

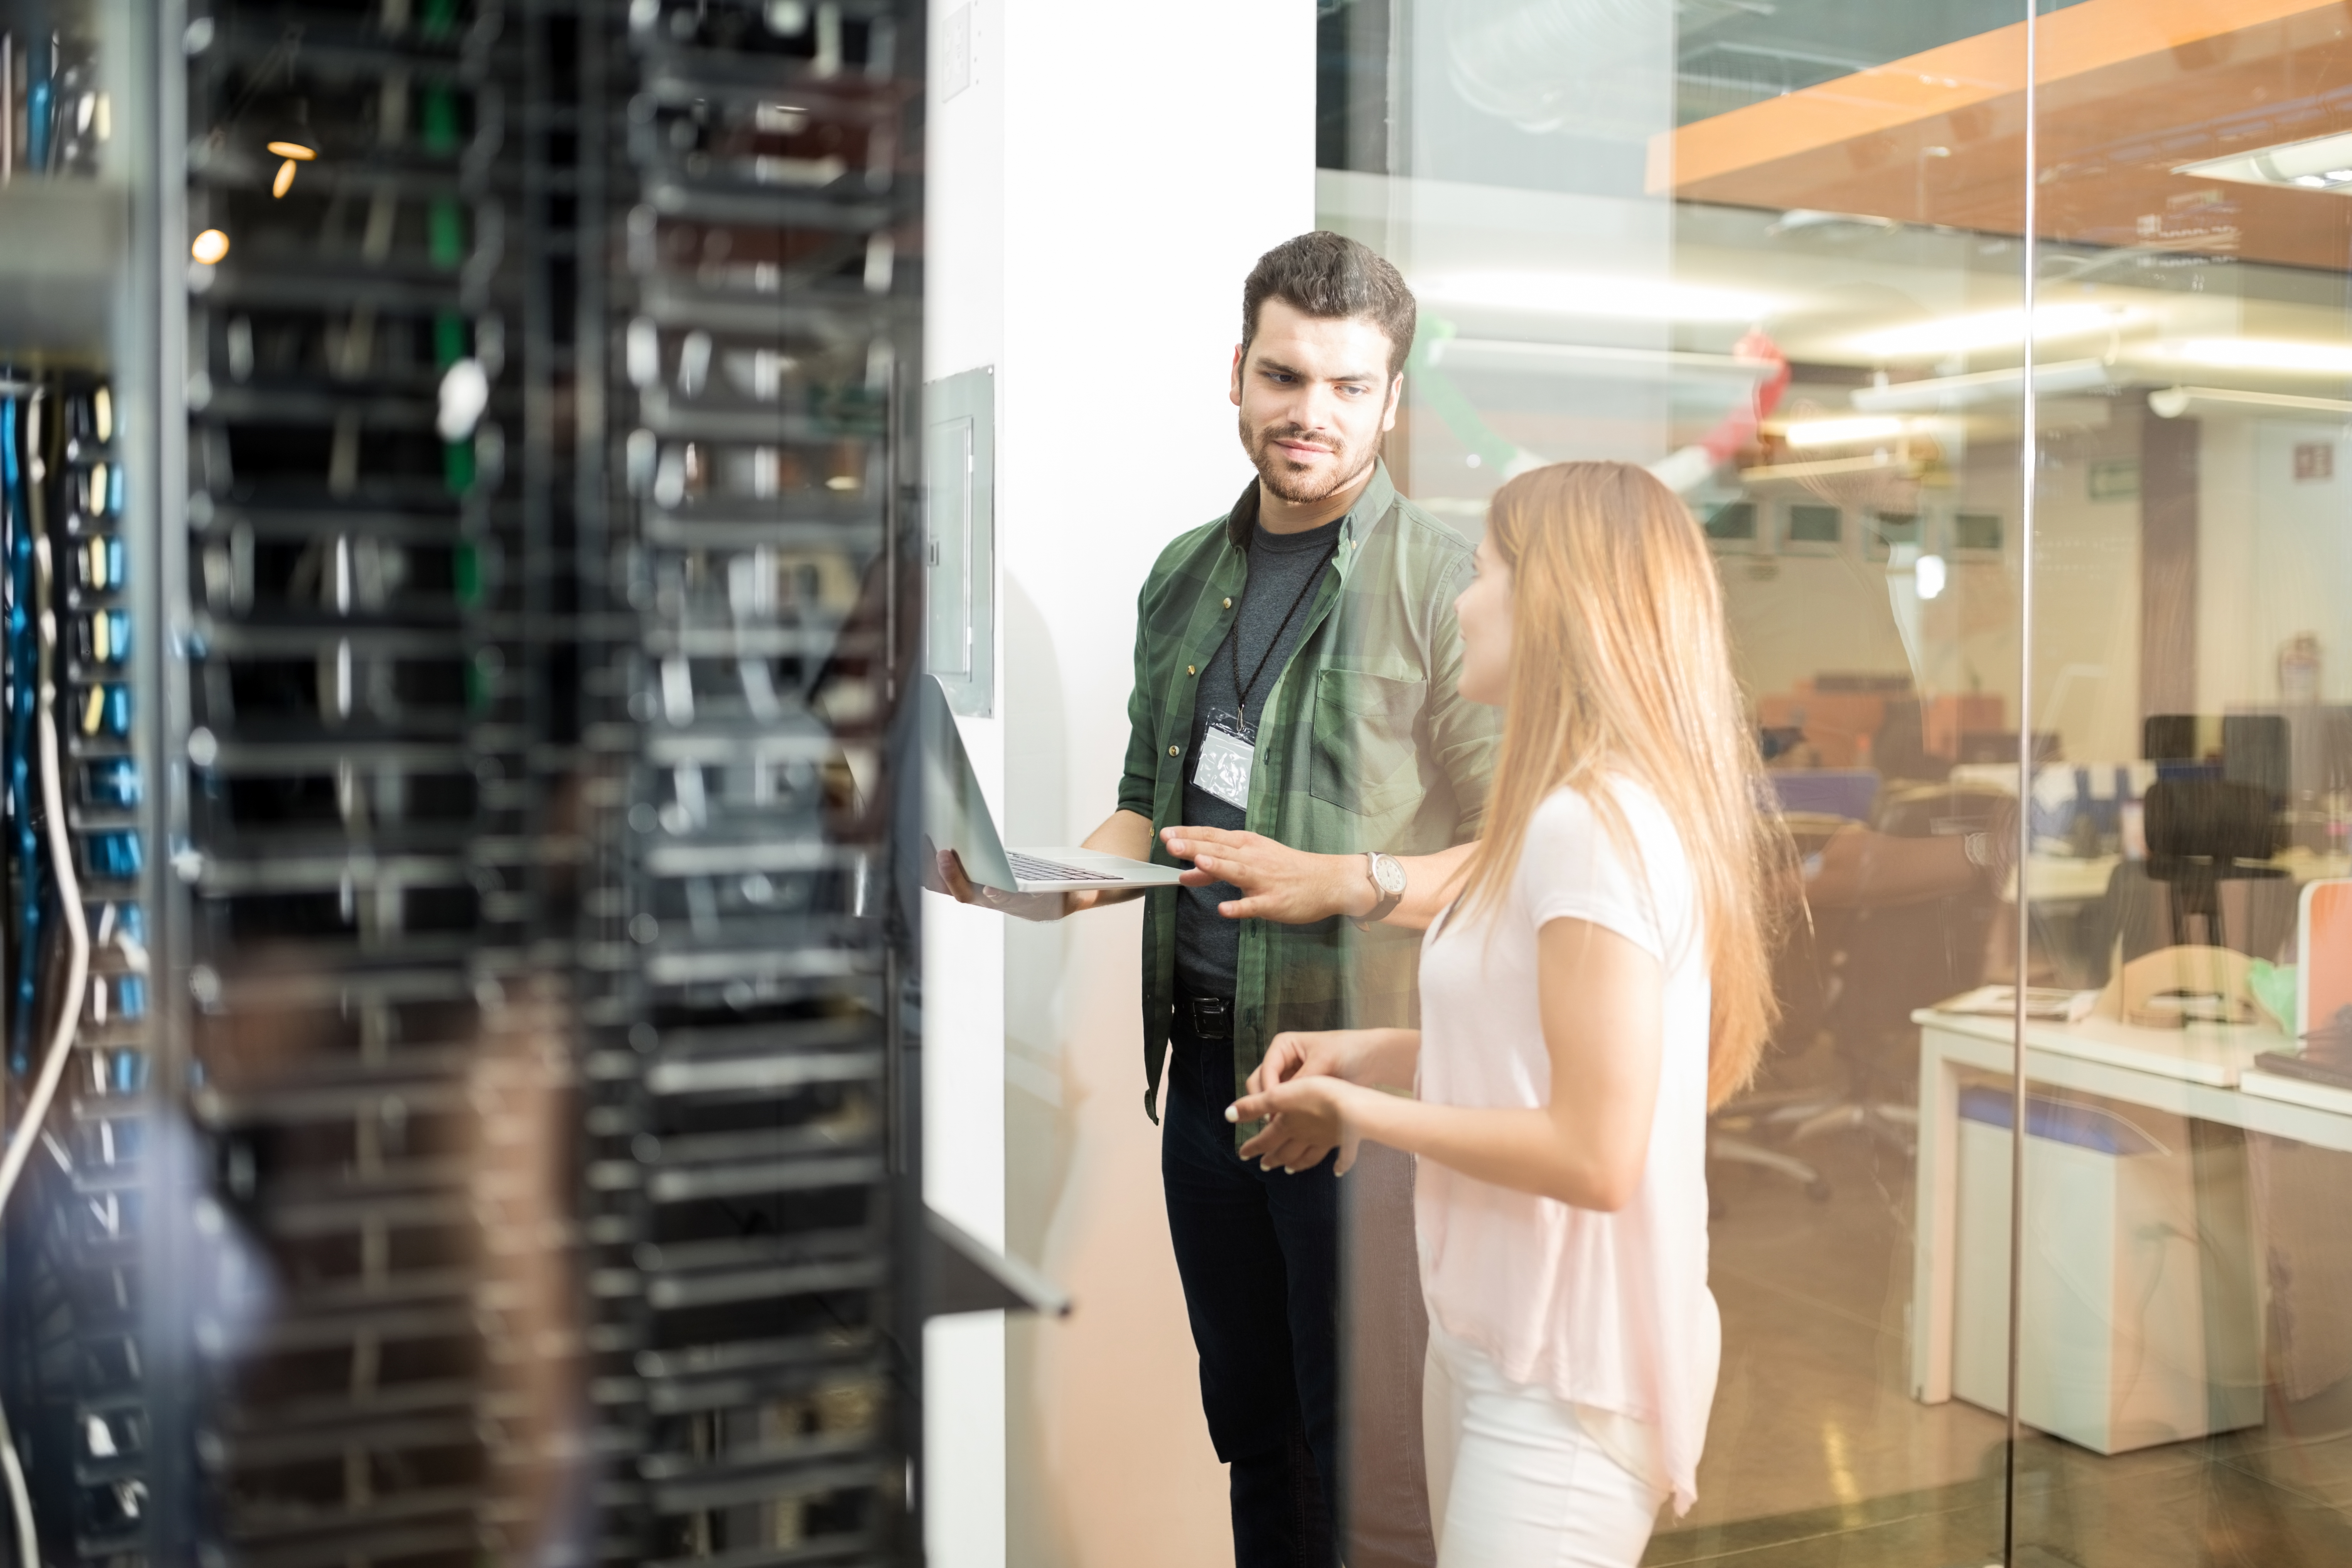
xmin=1118 ymin=461 xmax=1498 ymax=1121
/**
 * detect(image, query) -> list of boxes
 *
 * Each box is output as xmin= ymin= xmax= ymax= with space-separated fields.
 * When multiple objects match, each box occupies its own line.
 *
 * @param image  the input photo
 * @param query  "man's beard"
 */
xmin=1242 ymin=417 xmax=1374 ymax=506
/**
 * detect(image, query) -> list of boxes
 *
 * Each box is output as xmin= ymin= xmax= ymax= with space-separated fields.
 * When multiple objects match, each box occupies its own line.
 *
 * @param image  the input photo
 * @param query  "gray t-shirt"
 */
xmin=1173 ymin=514 xmax=1342 ymax=997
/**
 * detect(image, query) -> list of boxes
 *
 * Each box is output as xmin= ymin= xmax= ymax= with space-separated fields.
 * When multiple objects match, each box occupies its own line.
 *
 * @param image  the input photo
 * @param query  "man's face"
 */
xmin=1230 ymin=299 xmax=1403 ymax=507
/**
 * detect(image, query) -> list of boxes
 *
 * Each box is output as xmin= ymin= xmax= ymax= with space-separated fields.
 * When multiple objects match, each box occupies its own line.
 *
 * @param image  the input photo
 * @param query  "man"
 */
xmin=940 ymin=231 xmax=1494 ymax=1567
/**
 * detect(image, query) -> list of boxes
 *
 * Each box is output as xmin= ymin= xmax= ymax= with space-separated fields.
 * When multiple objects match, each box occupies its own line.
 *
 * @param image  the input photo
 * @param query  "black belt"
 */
xmin=1177 ymin=990 xmax=1234 ymax=1042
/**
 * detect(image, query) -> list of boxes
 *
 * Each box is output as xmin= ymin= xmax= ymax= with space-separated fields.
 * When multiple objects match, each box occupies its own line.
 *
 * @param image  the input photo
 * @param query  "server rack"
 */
xmin=0 ymin=2 xmax=929 ymax=1563
xmin=583 ymin=2 xmax=921 ymax=1561
xmin=2 ymin=7 xmax=170 ymax=1565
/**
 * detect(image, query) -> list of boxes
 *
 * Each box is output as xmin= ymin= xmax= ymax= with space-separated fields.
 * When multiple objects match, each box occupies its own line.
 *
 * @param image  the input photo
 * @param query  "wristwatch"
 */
xmin=1355 ymin=851 xmax=1407 ymax=930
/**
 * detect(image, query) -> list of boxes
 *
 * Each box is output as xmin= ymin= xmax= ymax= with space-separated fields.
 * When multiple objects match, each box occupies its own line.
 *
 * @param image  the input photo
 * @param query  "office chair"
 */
xmin=2092 ymin=779 xmax=2295 ymax=982
xmin=1709 ymin=897 xmax=1834 ymax=1205
xmin=1787 ymin=782 xmax=2011 ymax=1157
xmin=1706 ymin=811 xmax=1846 ymax=1207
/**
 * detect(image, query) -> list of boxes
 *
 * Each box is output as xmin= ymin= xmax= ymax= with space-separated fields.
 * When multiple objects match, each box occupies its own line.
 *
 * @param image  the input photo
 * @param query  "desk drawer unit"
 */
xmin=1951 ymin=1084 xmax=2264 ymax=1453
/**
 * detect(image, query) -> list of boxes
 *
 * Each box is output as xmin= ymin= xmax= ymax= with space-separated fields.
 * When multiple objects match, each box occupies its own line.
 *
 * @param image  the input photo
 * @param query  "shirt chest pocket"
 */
xmin=1308 ymin=669 xmax=1426 ymax=818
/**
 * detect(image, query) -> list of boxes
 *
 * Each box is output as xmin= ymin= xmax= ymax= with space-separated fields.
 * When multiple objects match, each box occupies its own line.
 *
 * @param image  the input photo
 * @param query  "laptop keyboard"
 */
xmin=1007 ymin=852 xmax=1098 ymax=882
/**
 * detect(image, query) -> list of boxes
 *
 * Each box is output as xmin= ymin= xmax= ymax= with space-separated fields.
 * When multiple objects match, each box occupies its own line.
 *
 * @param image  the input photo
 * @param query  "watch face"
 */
xmin=1374 ymin=855 xmax=1408 ymax=895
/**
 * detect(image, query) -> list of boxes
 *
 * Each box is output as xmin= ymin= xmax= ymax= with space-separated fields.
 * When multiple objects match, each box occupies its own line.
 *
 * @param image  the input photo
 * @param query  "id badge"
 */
xmin=1194 ymin=723 xmax=1255 ymax=810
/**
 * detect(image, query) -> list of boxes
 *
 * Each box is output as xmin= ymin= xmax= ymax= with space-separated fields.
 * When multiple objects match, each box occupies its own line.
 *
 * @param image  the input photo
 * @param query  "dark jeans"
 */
xmin=1162 ymin=989 xmax=1341 ymax=1568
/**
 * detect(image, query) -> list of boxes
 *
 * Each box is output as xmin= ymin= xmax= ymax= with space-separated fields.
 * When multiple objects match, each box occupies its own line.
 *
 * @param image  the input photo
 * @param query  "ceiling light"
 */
xmin=190 ymin=229 xmax=230 ymax=265
xmin=1768 ymin=209 xmax=1903 ymax=239
xmin=2166 ymin=337 xmax=2352 ymax=375
xmin=2175 ymin=129 xmax=2352 ymax=192
xmin=2148 ymin=384 xmax=2352 ymax=419
xmin=265 ymin=135 xmax=318 ymax=199
xmin=1779 ymin=415 xmax=1906 ymax=448
xmin=1851 ymin=357 xmax=2121 ymax=411
xmin=1421 ymin=337 xmax=1776 ymax=383
xmin=1849 ymin=303 xmax=2126 ymax=359
xmin=1416 ymin=270 xmax=1780 ymax=324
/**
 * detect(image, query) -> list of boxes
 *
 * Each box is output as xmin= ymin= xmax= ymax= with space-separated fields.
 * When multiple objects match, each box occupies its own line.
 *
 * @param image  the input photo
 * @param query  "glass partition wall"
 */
xmin=1325 ymin=1 xmax=2352 ymax=1564
xmin=2017 ymin=6 xmax=2352 ymax=1563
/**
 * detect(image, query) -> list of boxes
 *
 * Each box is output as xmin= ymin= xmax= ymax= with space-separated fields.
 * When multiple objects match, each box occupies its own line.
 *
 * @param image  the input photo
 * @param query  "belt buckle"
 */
xmin=1189 ymin=995 xmax=1233 ymax=1041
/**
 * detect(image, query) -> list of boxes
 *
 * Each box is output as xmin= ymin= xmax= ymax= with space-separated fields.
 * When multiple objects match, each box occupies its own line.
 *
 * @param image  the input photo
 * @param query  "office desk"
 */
xmin=2015 ymin=854 xmax=2118 ymax=905
xmin=2005 ymin=850 xmax=2351 ymax=906
xmin=1908 ymin=1008 xmax=2352 ymax=1404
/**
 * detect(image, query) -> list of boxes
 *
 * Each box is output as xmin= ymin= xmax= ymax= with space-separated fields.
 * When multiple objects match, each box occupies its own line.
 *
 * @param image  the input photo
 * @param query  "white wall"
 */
xmin=922 ymin=5 xmax=1317 ymax=1566
xmin=922 ymin=3 xmax=1009 ymax=1559
xmin=2030 ymin=416 xmax=2148 ymax=766
xmin=2199 ymin=413 xmax=2352 ymax=712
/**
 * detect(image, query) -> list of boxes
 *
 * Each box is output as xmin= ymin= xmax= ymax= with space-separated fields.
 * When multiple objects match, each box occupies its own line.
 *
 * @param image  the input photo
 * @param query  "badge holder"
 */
xmin=1194 ymin=703 xmax=1256 ymax=811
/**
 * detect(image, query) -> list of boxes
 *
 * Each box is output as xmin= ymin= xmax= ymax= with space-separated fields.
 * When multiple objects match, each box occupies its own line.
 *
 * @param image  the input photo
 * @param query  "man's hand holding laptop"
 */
xmin=928 ymin=808 xmax=1162 ymax=921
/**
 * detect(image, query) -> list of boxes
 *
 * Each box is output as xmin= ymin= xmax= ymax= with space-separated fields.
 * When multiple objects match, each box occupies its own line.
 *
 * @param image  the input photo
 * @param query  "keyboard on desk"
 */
xmin=1007 ymin=851 xmax=1097 ymax=882
xmin=2254 ymin=1049 xmax=2352 ymax=1092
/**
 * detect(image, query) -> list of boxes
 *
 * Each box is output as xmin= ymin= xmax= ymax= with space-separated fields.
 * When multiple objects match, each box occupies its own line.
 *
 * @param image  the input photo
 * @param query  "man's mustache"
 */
xmin=1256 ymin=427 xmax=1338 ymax=457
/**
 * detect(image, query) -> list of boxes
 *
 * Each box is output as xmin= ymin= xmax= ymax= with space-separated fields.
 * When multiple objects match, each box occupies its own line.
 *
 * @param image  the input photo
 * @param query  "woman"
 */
xmin=1227 ymin=461 xmax=1785 ymax=1565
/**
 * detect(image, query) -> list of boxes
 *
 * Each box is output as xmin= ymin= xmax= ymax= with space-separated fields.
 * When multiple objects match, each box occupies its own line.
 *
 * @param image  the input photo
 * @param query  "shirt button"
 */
xmin=1187 ymin=664 xmax=1197 ymax=676
xmin=1222 ymin=597 xmax=1232 ymax=609
xmin=1168 ymin=745 xmax=1180 ymax=757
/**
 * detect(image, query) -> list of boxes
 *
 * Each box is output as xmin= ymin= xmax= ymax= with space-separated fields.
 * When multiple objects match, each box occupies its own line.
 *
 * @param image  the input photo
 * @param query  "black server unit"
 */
xmin=584 ymin=3 xmax=922 ymax=1563
xmin=0 ymin=2 xmax=928 ymax=1564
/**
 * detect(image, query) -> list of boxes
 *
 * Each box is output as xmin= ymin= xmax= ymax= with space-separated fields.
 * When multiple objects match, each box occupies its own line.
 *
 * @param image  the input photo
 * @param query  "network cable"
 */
xmin=2 ymin=390 xmax=42 ymax=1072
xmin=0 ymin=1386 xmax=32 ymax=1568
xmin=0 ymin=533 xmax=91 ymax=1568
xmin=0 ymin=381 xmax=29 ymax=1568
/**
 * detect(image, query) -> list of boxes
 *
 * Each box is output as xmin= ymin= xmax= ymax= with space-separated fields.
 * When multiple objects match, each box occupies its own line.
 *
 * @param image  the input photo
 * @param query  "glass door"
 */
xmin=2018 ymin=2 xmax=2352 ymax=1562
xmin=1655 ymin=4 xmax=2031 ymax=1562
xmin=1320 ymin=2 xmax=2037 ymax=1561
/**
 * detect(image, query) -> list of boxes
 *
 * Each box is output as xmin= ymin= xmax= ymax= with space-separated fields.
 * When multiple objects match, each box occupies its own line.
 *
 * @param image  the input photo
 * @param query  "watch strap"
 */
xmin=1355 ymin=851 xmax=1404 ymax=929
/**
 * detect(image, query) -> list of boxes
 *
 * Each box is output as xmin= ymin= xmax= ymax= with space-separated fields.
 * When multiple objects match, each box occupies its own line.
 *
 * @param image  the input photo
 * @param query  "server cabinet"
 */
xmin=0 ymin=3 xmax=927 ymax=1563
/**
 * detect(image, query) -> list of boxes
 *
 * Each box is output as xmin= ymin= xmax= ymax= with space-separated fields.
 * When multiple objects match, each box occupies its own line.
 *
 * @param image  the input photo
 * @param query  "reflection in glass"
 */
xmin=2018 ymin=2 xmax=2352 ymax=1562
xmin=1324 ymin=1 xmax=2033 ymax=1562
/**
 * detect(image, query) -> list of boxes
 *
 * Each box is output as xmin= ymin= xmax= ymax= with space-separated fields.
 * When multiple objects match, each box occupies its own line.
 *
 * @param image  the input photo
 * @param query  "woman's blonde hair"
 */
xmin=1449 ymin=461 xmax=1789 ymax=1108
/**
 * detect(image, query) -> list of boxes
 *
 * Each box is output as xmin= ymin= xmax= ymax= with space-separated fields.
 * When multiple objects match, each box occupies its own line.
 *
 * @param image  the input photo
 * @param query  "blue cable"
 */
xmin=3 ymin=396 xmax=42 ymax=1072
xmin=24 ymin=40 xmax=51 ymax=175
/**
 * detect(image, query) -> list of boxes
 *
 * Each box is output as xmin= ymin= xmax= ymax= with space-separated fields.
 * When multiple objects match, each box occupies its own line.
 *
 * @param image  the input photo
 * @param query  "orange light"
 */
xmin=271 ymin=159 xmax=298 ymax=197
xmin=265 ymin=141 xmax=316 ymax=160
xmin=191 ymin=229 xmax=230 ymax=265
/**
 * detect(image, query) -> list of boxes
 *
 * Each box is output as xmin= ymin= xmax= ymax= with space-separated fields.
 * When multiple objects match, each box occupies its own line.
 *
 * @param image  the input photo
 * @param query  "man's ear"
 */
xmin=1382 ymin=373 xmax=1404 ymax=433
xmin=1230 ymin=345 xmax=1246 ymax=407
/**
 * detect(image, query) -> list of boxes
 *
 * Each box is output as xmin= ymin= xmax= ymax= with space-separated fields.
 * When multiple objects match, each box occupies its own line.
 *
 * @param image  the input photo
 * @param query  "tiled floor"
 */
xmin=1644 ymin=1130 xmax=2352 ymax=1566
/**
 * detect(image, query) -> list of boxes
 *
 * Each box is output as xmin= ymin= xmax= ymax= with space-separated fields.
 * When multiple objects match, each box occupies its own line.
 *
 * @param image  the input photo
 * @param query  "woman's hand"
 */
xmin=1248 ymin=1028 xmax=1365 ymax=1095
xmin=1229 ymin=1076 xmax=1365 ymax=1176
xmin=1250 ymin=1027 xmax=1421 ymax=1097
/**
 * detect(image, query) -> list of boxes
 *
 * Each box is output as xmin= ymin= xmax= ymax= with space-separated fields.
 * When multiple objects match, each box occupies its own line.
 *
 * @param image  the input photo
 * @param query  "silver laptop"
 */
xmin=921 ymin=676 xmax=1182 ymax=894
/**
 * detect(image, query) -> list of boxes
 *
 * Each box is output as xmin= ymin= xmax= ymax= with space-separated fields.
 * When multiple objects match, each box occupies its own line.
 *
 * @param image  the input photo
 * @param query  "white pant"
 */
xmin=1422 ymin=1325 xmax=1667 ymax=1568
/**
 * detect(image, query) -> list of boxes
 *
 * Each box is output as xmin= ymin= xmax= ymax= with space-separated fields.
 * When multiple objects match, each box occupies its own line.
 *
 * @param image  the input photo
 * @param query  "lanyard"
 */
xmin=1226 ymin=539 xmax=1338 ymax=727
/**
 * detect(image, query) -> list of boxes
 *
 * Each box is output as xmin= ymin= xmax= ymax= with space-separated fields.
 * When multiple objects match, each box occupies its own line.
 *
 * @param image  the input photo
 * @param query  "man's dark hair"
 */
xmin=1240 ymin=231 xmax=1417 ymax=380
